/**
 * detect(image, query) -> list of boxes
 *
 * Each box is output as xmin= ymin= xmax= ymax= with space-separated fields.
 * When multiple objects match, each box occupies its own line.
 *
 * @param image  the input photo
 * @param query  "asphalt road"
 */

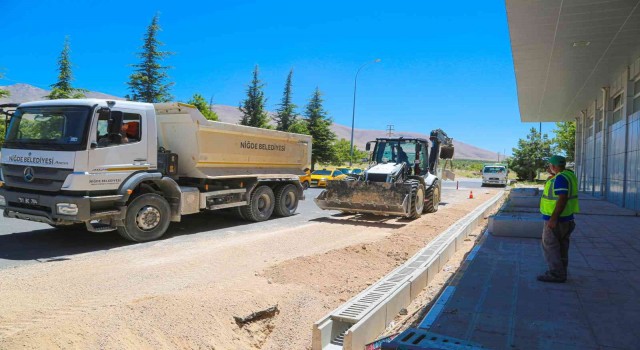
xmin=0 ymin=178 xmax=485 ymax=270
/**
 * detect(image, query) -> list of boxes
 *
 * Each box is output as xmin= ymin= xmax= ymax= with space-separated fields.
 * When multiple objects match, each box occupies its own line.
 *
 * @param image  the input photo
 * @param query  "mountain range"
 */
xmin=1 ymin=83 xmax=499 ymax=160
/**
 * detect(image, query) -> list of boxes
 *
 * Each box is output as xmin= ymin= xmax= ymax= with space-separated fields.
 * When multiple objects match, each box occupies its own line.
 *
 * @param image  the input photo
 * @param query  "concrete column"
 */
xmin=591 ymin=101 xmax=597 ymax=197
xmin=623 ymin=68 xmax=633 ymax=207
xmin=580 ymin=110 xmax=588 ymax=191
xmin=601 ymin=87 xmax=610 ymax=198
xmin=575 ymin=114 xmax=583 ymax=191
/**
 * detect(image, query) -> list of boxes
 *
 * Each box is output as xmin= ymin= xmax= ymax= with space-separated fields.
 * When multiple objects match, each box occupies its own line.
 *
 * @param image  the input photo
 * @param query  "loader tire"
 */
xmin=117 ymin=193 xmax=171 ymax=242
xmin=407 ymin=180 xmax=425 ymax=220
xmin=440 ymin=145 xmax=455 ymax=159
xmin=241 ymin=185 xmax=275 ymax=222
xmin=424 ymin=180 xmax=441 ymax=213
xmin=274 ymin=184 xmax=299 ymax=217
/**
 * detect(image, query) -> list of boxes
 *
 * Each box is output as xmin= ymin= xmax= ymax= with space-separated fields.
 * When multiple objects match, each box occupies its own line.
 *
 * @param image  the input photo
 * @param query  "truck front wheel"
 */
xmin=117 ymin=193 xmax=171 ymax=242
xmin=241 ymin=185 xmax=275 ymax=222
xmin=274 ymin=184 xmax=299 ymax=217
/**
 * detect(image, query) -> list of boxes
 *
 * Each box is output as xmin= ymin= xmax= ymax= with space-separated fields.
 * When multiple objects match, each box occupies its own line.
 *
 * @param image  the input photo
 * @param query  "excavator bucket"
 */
xmin=440 ymin=145 xmax=455 ymax=159
xmin=314 ymin=180 xmax=412 ymax=216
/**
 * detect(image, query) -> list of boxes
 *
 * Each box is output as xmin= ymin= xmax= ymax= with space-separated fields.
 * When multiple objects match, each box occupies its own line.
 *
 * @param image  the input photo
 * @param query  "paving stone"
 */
xmin=421 ymin=194 xmax=640 ymax=350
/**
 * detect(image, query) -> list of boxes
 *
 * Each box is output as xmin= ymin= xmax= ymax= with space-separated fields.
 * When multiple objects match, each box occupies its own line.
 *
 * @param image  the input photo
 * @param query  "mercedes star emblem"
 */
xmin=23 ymin=167 xmax=35 ymax=183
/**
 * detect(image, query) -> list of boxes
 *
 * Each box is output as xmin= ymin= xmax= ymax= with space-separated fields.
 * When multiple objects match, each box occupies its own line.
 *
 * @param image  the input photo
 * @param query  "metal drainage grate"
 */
xmin=381 ymin=328 xmax=485 ymax=349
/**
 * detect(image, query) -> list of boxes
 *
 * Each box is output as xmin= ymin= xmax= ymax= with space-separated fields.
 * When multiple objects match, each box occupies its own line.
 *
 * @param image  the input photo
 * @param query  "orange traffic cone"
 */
xmin=469 ymin=191 xmax=474 ymax=199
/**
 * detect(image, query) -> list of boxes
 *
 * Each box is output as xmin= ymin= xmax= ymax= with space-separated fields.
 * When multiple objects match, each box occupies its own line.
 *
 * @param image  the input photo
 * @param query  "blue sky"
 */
xmin=1 ymin=0 xmax=553 ymax=155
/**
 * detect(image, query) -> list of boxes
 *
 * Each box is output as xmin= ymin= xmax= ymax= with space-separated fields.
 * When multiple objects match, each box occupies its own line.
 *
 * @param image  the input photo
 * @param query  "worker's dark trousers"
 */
xmin=542 ymin=220 xmax=576 ymax=278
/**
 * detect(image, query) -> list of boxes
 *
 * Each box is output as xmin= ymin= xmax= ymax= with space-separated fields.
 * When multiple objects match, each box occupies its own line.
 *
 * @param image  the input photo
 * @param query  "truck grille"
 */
xmin=2 ymin=164 xmax=73 ymax=192
xmin=366 ymin=173 xmax=388 ymax=183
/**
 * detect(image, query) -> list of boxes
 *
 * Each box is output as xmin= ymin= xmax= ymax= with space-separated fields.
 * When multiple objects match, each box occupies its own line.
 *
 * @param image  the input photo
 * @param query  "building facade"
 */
xmin=507 ymin=0 xmax=640 ymax=211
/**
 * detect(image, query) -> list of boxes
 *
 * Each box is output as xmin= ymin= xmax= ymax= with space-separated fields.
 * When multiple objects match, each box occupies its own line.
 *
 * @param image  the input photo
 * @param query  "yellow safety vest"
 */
xmin=540 ymin=170 xmax=580 ymax=217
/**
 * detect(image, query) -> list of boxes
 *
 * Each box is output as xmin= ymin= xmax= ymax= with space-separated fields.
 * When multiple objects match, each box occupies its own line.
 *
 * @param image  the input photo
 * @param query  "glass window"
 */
xmin=332 ymin=170 xmax=343 ymax=176
xmin=97 ymin=112 xmax=142 ymax=148
xmin=5 ymin=106 xmax=91 ymax=151
xmin=611 ymin=94 xmax=623 ymax=125
xmin=634 ymin=80 xmax=640 ymax=113
xmin=312 ymin=170 xmax=332 ymax=176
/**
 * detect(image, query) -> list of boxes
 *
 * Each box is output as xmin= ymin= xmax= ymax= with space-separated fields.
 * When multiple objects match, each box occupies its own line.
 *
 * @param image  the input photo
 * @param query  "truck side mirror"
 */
xmin=365 ymin=142 xmax=371 ymax=151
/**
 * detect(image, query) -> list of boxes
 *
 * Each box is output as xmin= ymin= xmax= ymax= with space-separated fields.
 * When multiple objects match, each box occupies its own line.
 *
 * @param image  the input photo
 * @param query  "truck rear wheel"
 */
xmin=274 ymin=184 xmax=299 ymax=217
xmin=407 ymin=180 xmax=424 ymax=219
xmin=241 ymin=185 xmax=275 ymax=222
xmin=424 ymin=180 xmax=440 ymax=213
xmin=117 ymin=193 xmax=171 ymax=242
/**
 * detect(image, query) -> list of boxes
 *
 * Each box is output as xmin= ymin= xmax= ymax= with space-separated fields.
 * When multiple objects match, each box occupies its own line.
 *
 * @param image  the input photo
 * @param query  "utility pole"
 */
xmin=386 ymin=124 xmax=394 ymax=137
xmin=209 ymin=95 xmax=214 ymax=113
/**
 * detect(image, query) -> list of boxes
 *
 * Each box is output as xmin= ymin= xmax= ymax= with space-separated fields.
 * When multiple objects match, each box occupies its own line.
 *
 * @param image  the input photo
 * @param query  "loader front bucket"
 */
xmin=314 ymin=180 xmax=411 ymax=217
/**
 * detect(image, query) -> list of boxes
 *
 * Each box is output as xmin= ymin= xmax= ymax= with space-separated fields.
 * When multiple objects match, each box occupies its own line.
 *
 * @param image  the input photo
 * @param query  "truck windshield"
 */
xmin=483 ymin=167 xmax=505 ymax=173
xmin=4 ymin=106 xmax=92 ymax=151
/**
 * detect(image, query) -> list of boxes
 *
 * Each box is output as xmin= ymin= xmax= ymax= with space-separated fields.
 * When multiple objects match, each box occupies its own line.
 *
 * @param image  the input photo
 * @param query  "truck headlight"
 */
xmin=56 ymin=203 xmax=78 ymax=215
xmin=0 ymin=195 xmax=5 ymax=207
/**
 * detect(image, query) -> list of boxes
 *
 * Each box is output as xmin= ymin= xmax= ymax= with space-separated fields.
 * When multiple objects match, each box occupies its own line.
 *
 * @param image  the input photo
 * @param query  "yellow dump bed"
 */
xmin=154 ymin=103 xmax=312 ymax=179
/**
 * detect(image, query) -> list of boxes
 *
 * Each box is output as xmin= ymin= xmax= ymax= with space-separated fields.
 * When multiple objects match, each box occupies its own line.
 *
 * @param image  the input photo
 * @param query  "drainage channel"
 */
xmin=312 ymin=191 xmax=505 ymax=350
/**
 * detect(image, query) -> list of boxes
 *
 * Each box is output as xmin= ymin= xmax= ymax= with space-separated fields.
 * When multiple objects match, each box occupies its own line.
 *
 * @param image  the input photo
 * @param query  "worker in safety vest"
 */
xmin=538 ymin=155 xmax=580 ymax=283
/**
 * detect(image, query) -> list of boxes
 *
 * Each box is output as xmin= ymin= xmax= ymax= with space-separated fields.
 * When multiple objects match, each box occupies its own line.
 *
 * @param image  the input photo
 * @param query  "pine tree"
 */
xmin=508 ymin=127 xmax=553 ymax=181
xmin=188 ymin=93 xmax=218 ymax=121
xmin=46 ymin=37 xmax=86 ymax=99
xmin=126 ymin=14 xmax=174 ymax=103
xmin=305 ymin=87 xmax=336 ymax=169
xmin=287 ymin=119 xmax=310 ymax=135
xmin=238 ymin=65 xmax=270 ymax=128
xmin=273 ymin=69 xmax=297 ymax=131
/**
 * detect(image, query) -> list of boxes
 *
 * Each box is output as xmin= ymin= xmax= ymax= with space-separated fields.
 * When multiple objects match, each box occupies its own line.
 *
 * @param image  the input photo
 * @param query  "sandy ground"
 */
xmin=0 ymin=188 xmax=501 ymax=350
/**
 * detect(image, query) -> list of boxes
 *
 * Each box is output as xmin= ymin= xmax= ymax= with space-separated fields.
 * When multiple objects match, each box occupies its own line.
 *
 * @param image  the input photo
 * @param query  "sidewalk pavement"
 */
xmin=419 ymin=194 xmax=640 ymax=349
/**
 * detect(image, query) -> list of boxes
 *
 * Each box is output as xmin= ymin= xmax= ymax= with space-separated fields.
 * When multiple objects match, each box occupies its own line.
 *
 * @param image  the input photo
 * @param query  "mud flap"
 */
xmin=314 ymin=180 xmax=412 ymax=216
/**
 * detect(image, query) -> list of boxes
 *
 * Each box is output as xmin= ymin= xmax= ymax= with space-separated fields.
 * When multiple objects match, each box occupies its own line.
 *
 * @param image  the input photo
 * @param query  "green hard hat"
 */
xmin=548 ymin=155 xmax=566 ymax=166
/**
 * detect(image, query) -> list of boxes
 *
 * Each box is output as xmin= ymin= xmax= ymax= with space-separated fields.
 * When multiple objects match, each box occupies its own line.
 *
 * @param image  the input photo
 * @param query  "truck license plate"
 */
xmin=18 ymin=197 xmax=38 ymax=205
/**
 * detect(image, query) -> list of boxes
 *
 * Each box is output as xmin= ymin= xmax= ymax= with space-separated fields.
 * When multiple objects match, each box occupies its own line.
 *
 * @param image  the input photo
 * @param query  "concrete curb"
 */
xmin=312 ymin=191 xmax=506 ymax=350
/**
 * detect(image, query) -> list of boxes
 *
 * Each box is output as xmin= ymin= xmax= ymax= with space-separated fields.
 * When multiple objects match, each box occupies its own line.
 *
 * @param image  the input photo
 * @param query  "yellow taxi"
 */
xmin=336 ymin=167 xmax=363 ymax=176
xmin=299 ymin=168 xmax=311 ymax=189
xmin=310 ymin=169 xmax=348 ymax=187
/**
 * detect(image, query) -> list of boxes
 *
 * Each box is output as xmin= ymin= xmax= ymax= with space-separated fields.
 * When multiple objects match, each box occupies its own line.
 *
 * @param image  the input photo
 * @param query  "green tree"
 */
xmin=305 ymin=87 xmax=336 ymax=169
xmin=552 ymin=121 xmax=576 ymax=161
xmin=273 ymin=69 xmax=297 ymax=131
xmin=332 ymin=138 xmax=368 ymax=165
xmin=0 ymin=73 xmax=9 ymax=99
xmin=46 ymin=37 xmax=86 ymax=99
xmin=508 ymin=127 xmax=553 ymax=181
xmin=287 ymin=119 xmax=310 ymax=135
xmin=188 ymin=93 xmax=218 ymax=121
xmin=239 ymin=65 xmax=270 ymax=128
xmin=126 ymin=14 xmax=174 ymax=103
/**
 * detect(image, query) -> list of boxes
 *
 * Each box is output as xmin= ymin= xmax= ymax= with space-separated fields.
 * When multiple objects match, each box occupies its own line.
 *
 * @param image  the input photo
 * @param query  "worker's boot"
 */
xmin=537 ymin=271 xmax=566 ymax=283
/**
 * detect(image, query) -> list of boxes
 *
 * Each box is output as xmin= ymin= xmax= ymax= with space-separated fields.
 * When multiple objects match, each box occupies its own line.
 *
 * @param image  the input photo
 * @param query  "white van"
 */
xmin=481 ymin=164 xmax=508 ymax=187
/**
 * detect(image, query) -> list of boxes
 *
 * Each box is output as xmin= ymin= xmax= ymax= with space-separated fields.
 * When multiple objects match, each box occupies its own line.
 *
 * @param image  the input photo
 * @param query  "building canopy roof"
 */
xmin=507 ymin=0 xmax=640 ymax=122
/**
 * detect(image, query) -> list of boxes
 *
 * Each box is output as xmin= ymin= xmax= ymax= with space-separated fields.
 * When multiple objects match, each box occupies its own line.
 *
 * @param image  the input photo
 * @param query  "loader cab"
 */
xmin=369 ymin=138 xmax=429 ymax=175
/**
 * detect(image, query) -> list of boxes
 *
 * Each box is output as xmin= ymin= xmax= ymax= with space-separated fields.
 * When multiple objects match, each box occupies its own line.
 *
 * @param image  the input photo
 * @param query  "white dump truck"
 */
xmin=481 ymin=163 xmax=508 ymax=187
xmin=0 ymin=99 xmax=311 ymax=242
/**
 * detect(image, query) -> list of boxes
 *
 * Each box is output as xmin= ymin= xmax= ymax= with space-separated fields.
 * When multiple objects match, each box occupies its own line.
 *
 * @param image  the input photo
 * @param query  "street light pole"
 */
xmin=349 ymin=58 xmax=381 ymax=167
